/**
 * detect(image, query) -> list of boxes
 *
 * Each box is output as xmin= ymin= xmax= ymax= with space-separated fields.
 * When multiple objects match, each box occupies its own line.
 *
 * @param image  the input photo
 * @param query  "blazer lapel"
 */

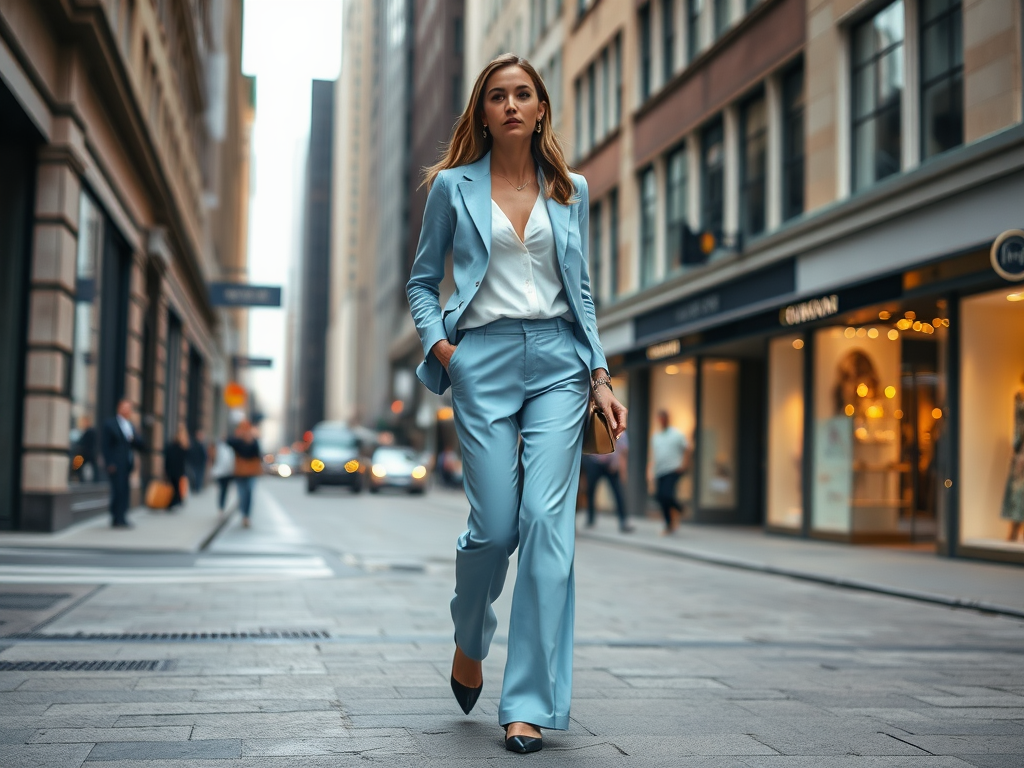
xmin=457 ymin=153 xmax=492 ymax=259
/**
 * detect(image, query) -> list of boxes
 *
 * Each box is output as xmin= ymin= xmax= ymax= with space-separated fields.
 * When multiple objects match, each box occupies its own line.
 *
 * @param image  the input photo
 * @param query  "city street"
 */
xmin=1 ymin=481 xmax=1022 ymax=766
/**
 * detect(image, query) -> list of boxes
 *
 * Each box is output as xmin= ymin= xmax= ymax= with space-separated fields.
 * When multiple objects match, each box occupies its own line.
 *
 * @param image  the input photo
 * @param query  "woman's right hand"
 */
xmin=432 ymin=340 xmax=458 ymax=372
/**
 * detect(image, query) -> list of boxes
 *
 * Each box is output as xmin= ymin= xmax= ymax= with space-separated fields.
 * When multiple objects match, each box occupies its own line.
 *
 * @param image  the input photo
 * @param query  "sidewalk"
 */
xmin=0 ymin=484 xmax=231 ymax=553
xmin=579 ymin=514 xmax=1024 ymax=619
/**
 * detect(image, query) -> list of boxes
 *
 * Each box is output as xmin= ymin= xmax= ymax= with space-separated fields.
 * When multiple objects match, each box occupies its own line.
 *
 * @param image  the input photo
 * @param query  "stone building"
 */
xmin=0 ymin=0 xmax=253 ymax=530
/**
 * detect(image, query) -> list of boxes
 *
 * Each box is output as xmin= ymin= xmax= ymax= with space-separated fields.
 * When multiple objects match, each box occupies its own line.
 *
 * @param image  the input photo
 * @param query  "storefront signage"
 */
xmin=780 ymin=294 xmax=840 ymax=326
xmin=233 ymin=356 xmax=273 ymax=368
xmin=646 ymin=339 xmax=682 ymax=360
xmin=208 ymin=283 xmax=283 ymax=307
xmin=991 ymin=230 xmax=1024 ymax=282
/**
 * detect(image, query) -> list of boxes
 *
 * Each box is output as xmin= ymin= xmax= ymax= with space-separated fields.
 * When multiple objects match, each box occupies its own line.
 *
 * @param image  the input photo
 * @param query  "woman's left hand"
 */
xmin=591 ymin=370 xmax=627 ymax=439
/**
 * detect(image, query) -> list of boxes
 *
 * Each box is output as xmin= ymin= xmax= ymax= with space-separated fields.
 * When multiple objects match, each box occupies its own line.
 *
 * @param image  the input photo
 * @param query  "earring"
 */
xmin=482 ymin=126 xmax=488 ymax=138
xmin=535 ymin=120 xmax=542 ymax=134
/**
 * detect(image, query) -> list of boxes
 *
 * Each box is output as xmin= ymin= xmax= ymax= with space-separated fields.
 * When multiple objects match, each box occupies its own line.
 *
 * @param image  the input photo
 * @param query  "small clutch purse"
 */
xmin=582 ymin=406 xmax=616 ymax=455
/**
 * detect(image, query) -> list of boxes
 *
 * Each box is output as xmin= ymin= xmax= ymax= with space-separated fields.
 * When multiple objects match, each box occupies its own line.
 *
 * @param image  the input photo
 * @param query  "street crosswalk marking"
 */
xmin=0 ymin=555 xmax=334 ymax=584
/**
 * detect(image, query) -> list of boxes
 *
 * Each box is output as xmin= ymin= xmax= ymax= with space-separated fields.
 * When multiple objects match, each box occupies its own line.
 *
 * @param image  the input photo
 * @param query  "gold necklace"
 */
xmin=494 ymin=173 xmax=532 ymax=192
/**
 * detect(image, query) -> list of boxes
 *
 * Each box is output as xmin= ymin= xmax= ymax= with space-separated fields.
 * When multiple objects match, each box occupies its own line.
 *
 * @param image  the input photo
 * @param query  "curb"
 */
xmin=579 ymin=531 xmax=1024 ymax=621
xmin=198 ymin=509 xmax=235 ymax=551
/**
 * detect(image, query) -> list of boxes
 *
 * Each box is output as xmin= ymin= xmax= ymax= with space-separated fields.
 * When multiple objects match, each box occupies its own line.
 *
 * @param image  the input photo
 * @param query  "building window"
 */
xmin=639 ymin=166 xmax=657 ymax=288
xmin=782 ymin=63 xmax=805 ymax=221
xmin=714 ymin=0 xmax=730 ymax=38
xmin=701 ymin=118 xmax=724 ymax=238
xmin=687 ymin=0 xmax=701 ymax=62
xmin=587 ymin=61 xmax=597 ymax=149
xmin=591 ymin=201 xmax=603 ymax=307
xmin=665 ymin=144 xmax=688 ymax=273
xmin=574 ymin=77 xmax=583 ymax=159
xmin=639 ymin=4 xmax=653 ymax=102
xmin=920 ymin=0 xmax=963 ymax=159
xmin=741 ymin=92 xmax=767 ymax=238
xmin=600 ymin=48 xmax=610 ymax=138
xmin=613 ymin=35 xmax=623 ymax=127
xmin=609 ymin=188 xmax=620 ymax=298
xmin=852 ymin=0 xmax=905 ymax=192
xmin=662 ymin=0 xmax=676 ymax=84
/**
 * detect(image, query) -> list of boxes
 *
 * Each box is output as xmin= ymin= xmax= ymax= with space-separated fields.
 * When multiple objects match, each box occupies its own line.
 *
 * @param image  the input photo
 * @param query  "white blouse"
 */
xmin=458 ymin=189 xmax=573 ymax=330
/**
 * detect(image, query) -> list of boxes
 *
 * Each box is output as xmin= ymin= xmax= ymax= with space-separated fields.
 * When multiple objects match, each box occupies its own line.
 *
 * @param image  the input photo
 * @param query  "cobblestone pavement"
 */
xmin=0 ymin=480 xmax=1022 ymax=767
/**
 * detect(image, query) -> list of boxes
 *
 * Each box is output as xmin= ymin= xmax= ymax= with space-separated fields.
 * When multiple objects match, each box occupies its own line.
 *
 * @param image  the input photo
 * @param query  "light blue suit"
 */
xmin=407 ymin=153 xmax=606 ymax=730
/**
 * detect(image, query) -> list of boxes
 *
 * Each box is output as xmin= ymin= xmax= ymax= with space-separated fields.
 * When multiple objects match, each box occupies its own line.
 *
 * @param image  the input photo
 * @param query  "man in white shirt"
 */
xmin=650 ymin=410 xmax=690 ymax=535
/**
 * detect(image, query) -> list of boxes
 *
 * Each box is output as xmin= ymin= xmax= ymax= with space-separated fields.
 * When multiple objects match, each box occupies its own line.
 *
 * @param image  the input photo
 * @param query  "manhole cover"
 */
xmin=0 ymin=593 xmax=71 ymax=611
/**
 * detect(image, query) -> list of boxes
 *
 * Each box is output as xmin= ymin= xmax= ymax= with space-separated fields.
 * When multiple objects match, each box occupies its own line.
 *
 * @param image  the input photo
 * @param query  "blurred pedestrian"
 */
xmin=651 ymin=410 xmax=690 ymax=535
xmin=164 ymin=425 xmax=191 ymax=509
xmin=228 ymin=420 xmax=262 ymax=528
xmin=101 ymin=399 xmax=146 ymax=528
xmin=188 ymin=428 xmax=208 ymax=492
xmin=584 ymin=430 xmax=633 ymax=532
xmin=407 ymin=54 xmax=627 ymax=752
xmin=210 ymin=436 xmax=235 ymax=513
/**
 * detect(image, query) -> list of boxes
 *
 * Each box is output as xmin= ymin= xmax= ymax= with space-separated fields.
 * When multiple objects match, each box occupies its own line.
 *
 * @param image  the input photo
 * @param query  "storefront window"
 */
xmin=699 ymin=359 xmax=738 ymax=510
xmin=812 ymin=303 xmax=947 ymax=538
xmin=960 ymin=289 xmax=1024 ymax=551
xmin=767 ymin=335 xmax=804 ymax=529
xmin=650 ymin=359 xmax=697 ymax=511
xmin=68 ymin=194 xmax=105 ymax=484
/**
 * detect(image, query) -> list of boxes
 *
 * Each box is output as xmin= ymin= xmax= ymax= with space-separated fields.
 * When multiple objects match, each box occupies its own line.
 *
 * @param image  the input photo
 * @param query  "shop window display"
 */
xmin=961 ymin=289 xmax=1024 ymax=550
xmin=649 ymin=360 xmax=696 ymax=512
xmin=813 ymin=304 xmax=947 ymax=539
xmin=68 ymin=194 xmax=105 ymax=484
xmin=699 ymin=359 xmax=738 ymax=510
xmin=767 ymin=335 xmax=804 ymax=529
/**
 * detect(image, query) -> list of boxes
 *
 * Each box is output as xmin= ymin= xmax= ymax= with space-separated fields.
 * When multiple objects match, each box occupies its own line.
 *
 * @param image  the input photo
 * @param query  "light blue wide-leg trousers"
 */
xmin=447 ymin=317 xmax=589 ymax=731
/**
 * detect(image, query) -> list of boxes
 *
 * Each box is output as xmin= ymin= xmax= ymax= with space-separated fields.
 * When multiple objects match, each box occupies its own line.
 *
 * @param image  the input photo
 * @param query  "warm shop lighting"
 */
xmin=1008 ymin=293 xmax=1024 ymax=302
xmin=792 ymin=339 xmax=804 ymax=350
xmin=922 ymin=323 xmax=935 ymax=334
xmin=437 ymin=407 xmax=454 ymax=421
xmin=855 ymin=427 xmax=869 ymax=439
xmin=896 ymin=319 xmax=912 ymax=330
xmin=878 ymin=310 xmax=891 ymax=320
xmin=932 ymin=408 xmax=943 ymax=420
xmin=844 ymin=327 xmax=856 ymax=338
xmin=895 ymin=409 xmax=904 ymax=419
xmin=888 ymin=329 xmax=899 ymax=340
xmin=345 ymin=460 xmax=360 ymax=474
xmin=845 ymin=404 xmax=855 ymax=417
xmin=867 ymin=328 xmax=879 ymax=339
xmin=372 ymin=465 xmax=387 ymax=478
xmin=856 ymin=328 xmax=867 ymax=338
xmin=391 ymin=400 xmax=404 ymax=414
xmin=905 ymin=311 xmax=916 ymax=320
xmin=278 ymin=465 xmax=292 ymax=478
xmin=412 ymin=466 xmax=427 ymax=480
xmin=311 ymin=459 xmax=325 ymax=473
xmin=866 ymin=405 xmax=884 ymax=419
xmin=885 ymin=386 xmax=896 ymax=399
xmin=665 ymin=364 xmax=680 ymax=375
xmin=932 ymin=317 xmax=944 ymax=326
xmin=856 ymin=383 xmax=869 ymax=397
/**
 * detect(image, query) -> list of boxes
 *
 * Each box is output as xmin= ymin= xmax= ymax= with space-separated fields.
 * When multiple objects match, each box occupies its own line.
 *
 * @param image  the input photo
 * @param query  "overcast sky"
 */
xmin=240 ymin=0 xmax=342 ymax=449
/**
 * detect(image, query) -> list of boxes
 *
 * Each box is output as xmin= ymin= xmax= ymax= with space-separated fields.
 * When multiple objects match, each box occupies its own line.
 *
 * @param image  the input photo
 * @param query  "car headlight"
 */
xmin=411 ymin=466 xmax=427 ymax=480
xmin=278 ymin=465 xmax=292 ymax=478
xmin=345 ymin=460 xmax=360 ymax=473
xmin=371 ymin=465 xmax=387 ymax=478
xmin=310 ymin=459 xmax=325 ymax=473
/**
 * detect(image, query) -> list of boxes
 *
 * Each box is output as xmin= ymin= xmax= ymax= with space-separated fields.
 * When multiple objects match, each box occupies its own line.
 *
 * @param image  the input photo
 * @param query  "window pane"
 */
xmin=952 ymin=10 xmax=962 ymax=66
xmin=639 ymin=5 xmax=652 ymax=101
xmin=854 ymin=120 xmax=877 ymax=191
xmin=666 ymin=147 xmax=688 ymax=270
xmin=853 ymin=65 xmax=875 ymax=120
xmin=875 ymin=105 xmax=902 ymax=180
xmin=609 ymin=189 xmax=620 ymax=298
xmin=878 ymin=48 xmax=904 ymax=108
xmin=921 ymin=0 xmax=952 ymax=23
xmin=641 ymin=168 xmax=657 ymax=286
xmin=922 ymin=17 xmax=951 ymax=82
xmin=714 ymin=0 xmax=730 ymax=37
xmin=662 ymin=0 xmax=675 ymax=82
xmin=591 ymin=202 xmax=603 ymax=304
xmin=601 ymin=49 xmax=610 ymax=137
xmin=702 ymin=122 xmax=724 ymax=234
xmin=688 ymin=0 xmax=701 ymax=60
xmin=923 ymin=73 xmax=963 ymax=157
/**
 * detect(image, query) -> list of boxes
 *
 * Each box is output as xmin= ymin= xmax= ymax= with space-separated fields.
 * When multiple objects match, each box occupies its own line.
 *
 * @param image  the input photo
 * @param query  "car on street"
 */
xmin=266 ymin=449 xmax=301 ymax=478
xmin=304 ymin=423 xmax=366 ymax=493
xmin=368 ymin=446 xmax=429 ymax=494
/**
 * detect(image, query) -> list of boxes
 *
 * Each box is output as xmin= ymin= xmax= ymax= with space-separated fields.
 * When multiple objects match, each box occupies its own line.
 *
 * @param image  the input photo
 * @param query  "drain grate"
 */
xmin=0 ymin=660 xmax=170 ymax=672
xmin=11 ymin=630 xmax=331 ymax=642
xmin=0 ymin=593 xmax=71 ymax=611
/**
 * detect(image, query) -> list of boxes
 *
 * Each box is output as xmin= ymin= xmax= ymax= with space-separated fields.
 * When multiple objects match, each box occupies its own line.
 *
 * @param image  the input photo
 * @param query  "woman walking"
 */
xmin=163 ymin=425 xmax=191 ymax=510
xmin=407 ymin=54 xmax=627 ymax=753
xmin=211 ymin=436 xmax=235 ymax=513
xmin=227 ymin=420 xmax=262 ymax=528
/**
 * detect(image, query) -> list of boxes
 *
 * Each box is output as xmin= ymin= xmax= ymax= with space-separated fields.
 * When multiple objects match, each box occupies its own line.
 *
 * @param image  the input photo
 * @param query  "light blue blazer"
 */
xmin=406 ymin=152 xmax=608 ymax=396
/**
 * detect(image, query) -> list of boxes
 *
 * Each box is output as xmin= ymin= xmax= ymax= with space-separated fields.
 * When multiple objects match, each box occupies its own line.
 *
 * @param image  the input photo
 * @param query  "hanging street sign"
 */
xmin=209 ymin=283 xmax=282 ymax=307
xmin=991 ymin=230 xmax=1024 ymax=282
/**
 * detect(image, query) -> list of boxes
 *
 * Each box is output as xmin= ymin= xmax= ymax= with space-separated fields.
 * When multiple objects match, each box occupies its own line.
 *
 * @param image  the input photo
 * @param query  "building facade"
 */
xmin=0 ymin=0 xmax=252 ymax=530
xmin=559 ymin=0 xmax=1023 ymax=563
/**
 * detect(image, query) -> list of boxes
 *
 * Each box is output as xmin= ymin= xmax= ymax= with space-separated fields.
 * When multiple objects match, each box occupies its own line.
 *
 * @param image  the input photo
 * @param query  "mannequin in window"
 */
xmin=1001 ymin=373 xmax=1024 ymax=541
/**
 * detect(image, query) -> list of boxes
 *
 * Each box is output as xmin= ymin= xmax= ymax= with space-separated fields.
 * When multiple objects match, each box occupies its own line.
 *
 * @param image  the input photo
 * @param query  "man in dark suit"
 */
xmin=101 ymin=398 xmax=146 ymax=528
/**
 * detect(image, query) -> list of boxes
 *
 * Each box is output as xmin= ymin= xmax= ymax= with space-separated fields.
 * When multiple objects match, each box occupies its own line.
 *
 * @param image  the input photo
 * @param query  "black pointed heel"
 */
xmin=450 ymin=674 xmax=482 ymax=715
xmin=504 ymin=731 xmax=543 ymax=753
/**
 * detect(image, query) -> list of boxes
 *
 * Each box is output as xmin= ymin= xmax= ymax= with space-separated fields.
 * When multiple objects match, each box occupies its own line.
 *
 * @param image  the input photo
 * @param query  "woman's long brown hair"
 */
xmin=422 ymin=53 xmax=576 ymax=205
